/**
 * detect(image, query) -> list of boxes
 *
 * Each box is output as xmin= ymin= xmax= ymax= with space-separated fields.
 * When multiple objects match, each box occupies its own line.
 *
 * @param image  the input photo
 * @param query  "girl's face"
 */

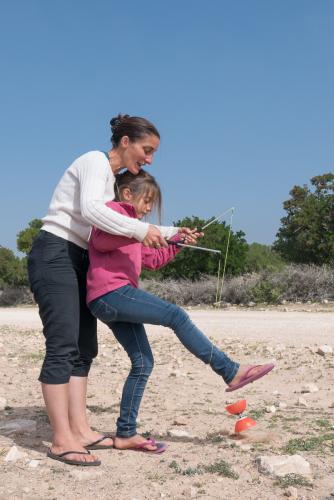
xmin=122 ymin=189 xmax=154 ymax=219
xmin=121 ymin=134 xmax=160 ymax=175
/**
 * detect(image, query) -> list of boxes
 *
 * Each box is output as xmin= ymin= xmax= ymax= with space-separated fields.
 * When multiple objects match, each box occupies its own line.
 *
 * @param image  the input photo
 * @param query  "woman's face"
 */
xmin=122 ymin=134 xmax=160 ymax=175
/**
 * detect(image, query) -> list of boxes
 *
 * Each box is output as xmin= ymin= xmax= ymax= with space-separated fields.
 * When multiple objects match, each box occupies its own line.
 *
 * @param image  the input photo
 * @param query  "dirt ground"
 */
xmin=0 ymin=304 xmax=334 ymax=500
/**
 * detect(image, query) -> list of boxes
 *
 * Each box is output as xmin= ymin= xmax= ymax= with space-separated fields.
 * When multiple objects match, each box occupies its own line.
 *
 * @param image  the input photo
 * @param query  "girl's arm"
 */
xmin=89 ymin=199 xmax=137 ymax=252
xmin=78 ymin=152 xmax=178 ymax=241
xmin=141 ymin=236 xmax=182 ymax=270
xmin=90 ymin=227 xmax=137 ymax=253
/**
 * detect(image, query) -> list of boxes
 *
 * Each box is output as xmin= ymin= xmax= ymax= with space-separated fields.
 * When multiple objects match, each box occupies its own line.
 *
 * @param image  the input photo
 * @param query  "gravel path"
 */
xmin=0 ymin=305 xmax=333 ymax=499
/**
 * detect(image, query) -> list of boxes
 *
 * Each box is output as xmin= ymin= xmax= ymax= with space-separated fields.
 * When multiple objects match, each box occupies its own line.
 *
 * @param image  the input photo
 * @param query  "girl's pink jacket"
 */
xmin=87 ymin=201 xmax=181 ymax=304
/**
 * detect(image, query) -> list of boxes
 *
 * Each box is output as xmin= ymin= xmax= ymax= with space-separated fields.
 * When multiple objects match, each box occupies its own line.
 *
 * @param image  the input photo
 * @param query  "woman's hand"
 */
xmin=142 ymin=225 xmax=168 ymax=248
xmin=178 ymin=227 xmax=204 ymax=245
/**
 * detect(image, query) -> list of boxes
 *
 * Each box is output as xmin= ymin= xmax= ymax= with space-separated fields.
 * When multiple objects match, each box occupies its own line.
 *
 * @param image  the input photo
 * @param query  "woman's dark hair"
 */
xmin=114 ymin=170 xmax=162 ymax=224
xmin=110 ymin=114 xmax=160 ymax=147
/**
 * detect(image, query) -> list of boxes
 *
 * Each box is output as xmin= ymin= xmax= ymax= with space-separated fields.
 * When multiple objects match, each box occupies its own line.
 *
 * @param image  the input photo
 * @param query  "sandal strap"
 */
xmin=87 ymin=435 xmax=111 ymax=447
xmin=57 ymin=450 xmax=90 ymax=458
xmin=136 ymin=438 xmax=157 ymax=449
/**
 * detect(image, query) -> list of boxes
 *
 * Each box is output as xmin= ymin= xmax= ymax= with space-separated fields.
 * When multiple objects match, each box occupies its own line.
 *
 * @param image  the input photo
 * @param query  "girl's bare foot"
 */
xmin=114 ymin=434 xmax=157 ymax=451
xmin=226 ymin=363 xmax=275 ymax=392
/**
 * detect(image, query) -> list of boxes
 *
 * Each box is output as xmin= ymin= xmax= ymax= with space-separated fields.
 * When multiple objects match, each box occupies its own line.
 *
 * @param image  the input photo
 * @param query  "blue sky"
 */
xmin=1 ymin=0 xmax=333 ymax=253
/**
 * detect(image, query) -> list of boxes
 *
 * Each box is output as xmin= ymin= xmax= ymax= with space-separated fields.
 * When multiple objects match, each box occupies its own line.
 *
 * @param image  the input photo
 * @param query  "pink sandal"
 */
xmin=226 ymin=363 xmax=275 ymax=392
xmin=129 ymin=438 xmax=167 ymax=454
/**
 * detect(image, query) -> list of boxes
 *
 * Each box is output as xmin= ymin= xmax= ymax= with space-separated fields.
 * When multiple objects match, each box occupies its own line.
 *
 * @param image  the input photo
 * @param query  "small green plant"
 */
xmin=248 ymin=408 xmax=266 ymax=420
xmin=283 ymin=433 xmax=334 ymax=454
xmin=274 ymin=474 xmax=313 ymax=489
xmin=183 ymin=467 xmax=202 ymax=476
xmin=202 ymin=459 xmax=239 ymax=479
xmin=206 ymin=431 xmax=226 ymax=444
xmin=23 ymin=351 xmax=44 ymax=361
xmin=314 ymin=419 xmax=334 ymax=431
xmin=168 ymin=460 xmax=202 ymax=476
xmin=250 ymin=280 xmax=282 ymax=304
xmin=146 ymin=472 xmax=167 ymax=483
xmin=169 ymin=460 xmax=182 ymax=474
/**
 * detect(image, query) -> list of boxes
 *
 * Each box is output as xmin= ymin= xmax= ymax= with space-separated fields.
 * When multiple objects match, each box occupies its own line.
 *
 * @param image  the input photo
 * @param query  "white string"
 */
xmin=215 ymin=208 xmax=234 ymax=305
xmin=201 ymin=207 xmax=235 ymax=230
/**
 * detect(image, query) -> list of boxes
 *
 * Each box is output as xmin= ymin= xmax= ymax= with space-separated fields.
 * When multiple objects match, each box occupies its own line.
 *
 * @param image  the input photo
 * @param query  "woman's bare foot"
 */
xmin=73 ymin=428 xmax=114 ymax=449
xmin=114 ymin=434 xmax=157 ymax=451
xmin=50 ymin=438 xmax=100 ymax=464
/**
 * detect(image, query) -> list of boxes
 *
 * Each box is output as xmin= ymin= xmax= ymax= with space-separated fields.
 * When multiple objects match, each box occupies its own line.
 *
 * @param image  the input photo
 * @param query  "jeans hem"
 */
xmin=225 ymin=362 xmax=240 ymax=385
xmin=116 ymin=431 xmax=137 ymax=438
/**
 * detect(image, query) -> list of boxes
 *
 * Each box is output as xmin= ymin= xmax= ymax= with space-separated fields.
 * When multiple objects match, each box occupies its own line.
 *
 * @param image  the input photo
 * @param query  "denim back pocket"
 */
xmin=89 ymin=298 xmax=118 ymax=324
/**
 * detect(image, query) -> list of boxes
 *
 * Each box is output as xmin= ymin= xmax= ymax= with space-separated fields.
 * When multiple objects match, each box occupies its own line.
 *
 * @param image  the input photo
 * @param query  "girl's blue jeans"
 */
xmin=88 ymin=285 xmax=239 ymax=438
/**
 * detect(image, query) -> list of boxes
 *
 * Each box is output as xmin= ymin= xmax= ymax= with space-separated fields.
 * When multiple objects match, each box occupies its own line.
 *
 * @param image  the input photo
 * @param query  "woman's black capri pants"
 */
xmin=28 ymin=230 xmax=97 ymax=384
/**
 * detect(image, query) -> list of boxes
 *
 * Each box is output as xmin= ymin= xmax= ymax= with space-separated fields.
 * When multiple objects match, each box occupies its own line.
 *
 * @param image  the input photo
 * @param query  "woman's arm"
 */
xmin=78 ymin=152 xmax=177 ymax=242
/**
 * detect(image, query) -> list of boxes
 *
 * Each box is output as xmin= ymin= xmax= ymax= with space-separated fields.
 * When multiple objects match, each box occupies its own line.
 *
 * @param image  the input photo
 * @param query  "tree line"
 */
xmin=1 ymin=173 xmax=333 ymax=289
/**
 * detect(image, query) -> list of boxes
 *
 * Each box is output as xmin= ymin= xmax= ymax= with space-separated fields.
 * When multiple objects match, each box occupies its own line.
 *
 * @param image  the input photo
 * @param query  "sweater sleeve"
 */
xmin=90 ymin=227 xmax=137 ymax=253
xmin=78 ymin=153 xmax=148 ymax=241
xmin=141 ymin=235 xmax=182 ymax=270
xmin=78 ymin=152 xmax=178 ymax=241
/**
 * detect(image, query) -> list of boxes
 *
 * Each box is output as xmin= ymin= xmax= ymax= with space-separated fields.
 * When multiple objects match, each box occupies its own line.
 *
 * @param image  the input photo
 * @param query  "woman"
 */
xmin=28 ymin=114 xmax=198 ymax=466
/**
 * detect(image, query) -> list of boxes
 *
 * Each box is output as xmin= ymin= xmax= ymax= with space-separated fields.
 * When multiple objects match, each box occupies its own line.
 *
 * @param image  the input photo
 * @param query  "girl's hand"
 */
xmin=142 ymin=225 xmax=168 ymax=248
xmin=178 ymin=227 xmax=204 ymax=245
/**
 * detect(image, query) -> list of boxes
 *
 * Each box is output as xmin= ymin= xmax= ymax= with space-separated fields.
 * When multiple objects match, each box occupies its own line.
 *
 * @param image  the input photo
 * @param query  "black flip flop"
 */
xmin=47 ymin=448 xmax=101 ymax=466
xmin=85 ymin=434 xmax=114 ymax=450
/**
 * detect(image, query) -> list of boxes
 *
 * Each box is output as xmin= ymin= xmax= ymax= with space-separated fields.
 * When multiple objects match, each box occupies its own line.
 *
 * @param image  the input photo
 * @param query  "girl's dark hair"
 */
xmin=110 ymin=114 xmax=160 ymax=147
xmin=114 ymin=170 xmax=162 ymax=224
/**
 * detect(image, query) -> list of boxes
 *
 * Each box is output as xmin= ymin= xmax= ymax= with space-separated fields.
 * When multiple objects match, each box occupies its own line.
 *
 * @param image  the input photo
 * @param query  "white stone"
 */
xmin=256 ymin=454 xmax=312 ymax=477
xmin=317 ymin=345 xmax=333 ymax=356
xmin=285 ymin=486 xmax=298 ymax=498
xmin=278 ymin=402 xmax=288 ymax=410
xmin=301 ymin=383 xmax=319 ymax=394
xmin=265 ymin=405 xmax=277 ymax=414
xmin=70 ymin=469 xmax=103 ymax=480
xmin=28 ymin=459 xmax=40 ymax=468
xmin=272 ymin=390 xmax=280 ymax=396
xmin=167 ymin=429 xmax=191 ymax=438
xmin=297 ymin=397 xmax=309 ymax=407
xmin=0 ymin=419 xmax=37 ymax=435
xmin=0 ymin=397 xmax=7 ymax=411
xmin=182 ymin=487 xmax=198 ymax=498
xmin=5 ymin=445 xmax=27 ymax=462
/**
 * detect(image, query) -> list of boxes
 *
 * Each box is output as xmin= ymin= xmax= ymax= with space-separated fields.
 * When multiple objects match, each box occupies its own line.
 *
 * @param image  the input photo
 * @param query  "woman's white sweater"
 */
xmin=42 ymin=151 xmax=177 ymax=249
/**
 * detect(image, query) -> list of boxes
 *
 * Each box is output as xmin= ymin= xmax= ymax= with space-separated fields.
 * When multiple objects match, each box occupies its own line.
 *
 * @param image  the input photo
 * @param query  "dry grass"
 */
xmin=141 ymin=264 xmax=334 ymax=305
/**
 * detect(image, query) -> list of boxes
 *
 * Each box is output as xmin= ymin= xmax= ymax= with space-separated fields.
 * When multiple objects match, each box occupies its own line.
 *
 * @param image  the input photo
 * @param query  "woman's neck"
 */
xmin=107 ymin=148 xmax=123 ymax=174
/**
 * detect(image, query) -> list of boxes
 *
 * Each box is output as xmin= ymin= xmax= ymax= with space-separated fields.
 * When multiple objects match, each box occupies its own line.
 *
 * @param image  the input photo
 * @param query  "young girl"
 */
xmin=87 ymin=171 xmax=274 ymax=453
